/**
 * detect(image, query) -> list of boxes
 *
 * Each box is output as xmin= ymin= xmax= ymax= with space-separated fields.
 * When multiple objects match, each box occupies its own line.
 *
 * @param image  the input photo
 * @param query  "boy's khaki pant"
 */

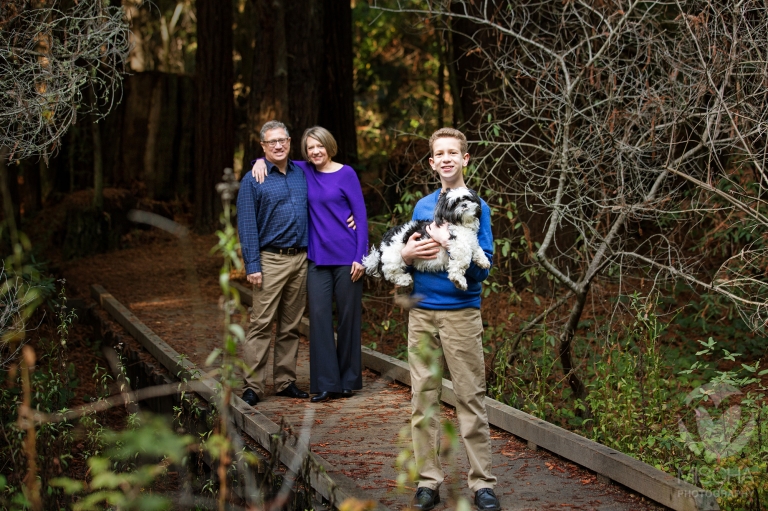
xmin=243 ymin=251 xmax=307 ymax=398
xmin=408 ymin=307 xmax=497 ymax=493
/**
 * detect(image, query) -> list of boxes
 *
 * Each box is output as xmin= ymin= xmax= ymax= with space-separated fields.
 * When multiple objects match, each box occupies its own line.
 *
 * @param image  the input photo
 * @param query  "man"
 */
xmin=400 ymin=128 xmax=500 ymax=511
xmin=236 ymin=120 xmax=310 ymax=405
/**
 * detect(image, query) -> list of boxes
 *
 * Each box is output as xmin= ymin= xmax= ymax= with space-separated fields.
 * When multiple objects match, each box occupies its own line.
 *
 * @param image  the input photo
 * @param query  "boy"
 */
xmin=400 ymin=128 xmax=500 ymax=510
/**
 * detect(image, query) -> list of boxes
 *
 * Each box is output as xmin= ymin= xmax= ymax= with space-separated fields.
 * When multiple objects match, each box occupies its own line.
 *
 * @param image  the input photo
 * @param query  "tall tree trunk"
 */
xmin=450 ymin=2 xmax=498 ymax=132
xmin=243 ymin=0 xmax=290 ymax=165
xmin=272 ymin=0 xmax=290 ymax=124
xmin=559 ymin=289 xmax=588 ymax=400
xmin=68 ymin=126 xmax=77 ymax=193
xmin=286 ymin=0 xmax=323 ymax=157
xmin=20 ymin=159 xmax=40 ymax=217
xmin=195 ymin=0 xmax=234 ymax=231
xmin=446 ymin=27 xmax=463 ymax=128
xmin=39 ymin=159 xmax=53 ymax=205
xmin=319 ymin=0 xmax=357 ymax=165
xmin=243 ymin=0 xmax=334 ymax=166
xmin=437 ymin=56 xmax=446 ymax=127
xmin=89 ymin=86 xmax=104 ymax=211
xmin=143 ymin=79 xmax=163 ymax=197
xmin=0 ymin=146 xmax=20 ymax=248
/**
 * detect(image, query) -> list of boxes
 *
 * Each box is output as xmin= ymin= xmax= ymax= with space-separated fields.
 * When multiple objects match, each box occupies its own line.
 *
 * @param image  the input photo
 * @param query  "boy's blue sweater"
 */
xmin=410 ymin=189 xmax=493 ymax=310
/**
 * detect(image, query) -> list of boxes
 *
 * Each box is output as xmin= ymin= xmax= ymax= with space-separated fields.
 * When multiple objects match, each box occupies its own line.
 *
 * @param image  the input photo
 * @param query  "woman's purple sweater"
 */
xmin=296 ymin=161 xmax=368 ymax=265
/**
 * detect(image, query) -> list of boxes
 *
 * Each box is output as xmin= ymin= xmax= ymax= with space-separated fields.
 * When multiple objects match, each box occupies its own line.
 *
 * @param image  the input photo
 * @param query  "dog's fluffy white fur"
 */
xmin=362 ymin=187 xmax=490 ymax=290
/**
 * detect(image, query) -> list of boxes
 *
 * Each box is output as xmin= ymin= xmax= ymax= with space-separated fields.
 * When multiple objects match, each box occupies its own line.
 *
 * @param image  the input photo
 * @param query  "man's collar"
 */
xmin=265 ymin=159 xmax=296 ymax=174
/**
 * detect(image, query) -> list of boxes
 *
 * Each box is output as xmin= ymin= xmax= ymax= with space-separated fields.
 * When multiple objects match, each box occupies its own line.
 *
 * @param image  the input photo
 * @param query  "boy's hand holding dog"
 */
xmin=401 ymin=232 xmax=441 ymax=265
xmin=425 ymin=222 xmax=450 ymax=248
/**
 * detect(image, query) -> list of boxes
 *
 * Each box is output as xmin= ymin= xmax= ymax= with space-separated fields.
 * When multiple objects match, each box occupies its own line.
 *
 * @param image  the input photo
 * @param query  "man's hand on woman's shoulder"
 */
xmin=251 ymin=159 xmax=268 ymax=184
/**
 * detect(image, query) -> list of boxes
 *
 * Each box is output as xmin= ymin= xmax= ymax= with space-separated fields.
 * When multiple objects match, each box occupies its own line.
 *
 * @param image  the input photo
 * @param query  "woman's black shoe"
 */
xmin=310 ymin=391 xmax=336 ymax=402
xmin=340 ymin=389 xmax=354 ymax=398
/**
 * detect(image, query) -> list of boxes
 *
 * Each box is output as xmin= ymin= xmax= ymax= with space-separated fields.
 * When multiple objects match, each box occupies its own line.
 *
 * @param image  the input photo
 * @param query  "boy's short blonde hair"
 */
xmin=429 ymin=127 xmax=468 ymax=155
xmin=302 ymin=126 xmax=338 ymax=160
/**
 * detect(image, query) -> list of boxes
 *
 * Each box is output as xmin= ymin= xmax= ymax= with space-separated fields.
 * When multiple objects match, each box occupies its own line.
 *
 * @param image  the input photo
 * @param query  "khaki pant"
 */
xmin=243 ymin=251 xmax=307 ymax=397
xmin=408 ymin=307 xmax=497 ymax=492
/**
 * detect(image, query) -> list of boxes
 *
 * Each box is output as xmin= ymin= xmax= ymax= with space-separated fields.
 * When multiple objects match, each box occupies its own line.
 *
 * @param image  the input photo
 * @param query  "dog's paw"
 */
xmin=476 ymin=254 xmax=491 ymax=269
xmin=449 ymin=274 xmax=468 ymax=291
xmin=392 ymin=274 xmax=413 ymax=287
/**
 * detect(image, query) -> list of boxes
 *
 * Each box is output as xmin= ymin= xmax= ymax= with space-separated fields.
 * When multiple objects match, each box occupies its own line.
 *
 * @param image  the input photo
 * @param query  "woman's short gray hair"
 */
xmin=301 ymin=126 xmax=338 ymax=160
xmin=260 ymin=120 xmax=289 ymax=141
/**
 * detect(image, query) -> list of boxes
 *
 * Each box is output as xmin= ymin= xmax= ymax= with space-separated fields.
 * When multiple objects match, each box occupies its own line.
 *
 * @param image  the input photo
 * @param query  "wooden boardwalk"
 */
xmin=86 ymin=282 xmax=718 ymax=511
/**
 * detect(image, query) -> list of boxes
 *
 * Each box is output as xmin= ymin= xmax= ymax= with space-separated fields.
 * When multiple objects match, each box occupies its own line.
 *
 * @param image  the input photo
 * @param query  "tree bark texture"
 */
xmin=0 ymin=146 xmax=19 ymax=240
xmin=195 ymin=0 xmax=234 ymax=231
xmin=89 ymin=86 xmax=104 ymax=211
xmin=450 ymin=8 xmax=487 ymax=133
xmin=285 ymin=0 xmax=321 ymax=146
xmin=14 ymin=158 xmax=41 ymax=219
xmin=243 ymin=0 xmax=292 ymax=163
xmin=242 ymin=0 xmax=357 ymax=166
xmin=319 ymin=0 xmax=358 ymax=165
xmin=558 ymin=290 xmax=589 ymax=400
xmin=100 ymin=72 xmax=195 ymax=201
xmin=12 ymin=71 xmax=196 ymax=215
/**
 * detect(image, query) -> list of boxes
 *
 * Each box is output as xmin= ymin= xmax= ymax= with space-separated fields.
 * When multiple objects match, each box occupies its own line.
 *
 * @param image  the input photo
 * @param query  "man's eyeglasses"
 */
xmin=262 ymin=138 xmax=289 ymax=147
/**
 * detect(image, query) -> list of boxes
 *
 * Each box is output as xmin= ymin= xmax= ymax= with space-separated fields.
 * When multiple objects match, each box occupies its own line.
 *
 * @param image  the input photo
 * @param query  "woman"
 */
xmin=252 ymin=126 xmax=368 ymax=402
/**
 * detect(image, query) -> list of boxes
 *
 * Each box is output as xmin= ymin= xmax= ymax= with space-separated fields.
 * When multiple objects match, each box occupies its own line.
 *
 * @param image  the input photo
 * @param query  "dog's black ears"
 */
xmin=434 ymin=190 xmax=451 ymax=226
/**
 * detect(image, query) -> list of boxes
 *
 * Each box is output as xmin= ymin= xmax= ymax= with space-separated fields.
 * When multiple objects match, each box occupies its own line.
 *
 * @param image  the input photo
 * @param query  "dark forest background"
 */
xmin=4 ymin=0 xmax=459 ymax=235
xmin=2 ymin=1 xmax=768 ymax=508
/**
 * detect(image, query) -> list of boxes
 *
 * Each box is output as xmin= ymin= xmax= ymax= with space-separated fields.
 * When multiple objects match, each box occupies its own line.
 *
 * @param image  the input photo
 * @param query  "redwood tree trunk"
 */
xmin=89 ymin=86 xmax=104 ymax=211
xmin=285 ymin=0 xmax=321 ymax=152
xmin=319 ymin=0 xmax=357 ymax=165
xmin=242 ymin=0 xmax=354 ymax=166
xmin=195 ymin=0 xmax=234 ymax=231
xmin=243 ymin=0 xmax=291 ymax=164
xmin=0 ymin=146 xmax=19 ymax=243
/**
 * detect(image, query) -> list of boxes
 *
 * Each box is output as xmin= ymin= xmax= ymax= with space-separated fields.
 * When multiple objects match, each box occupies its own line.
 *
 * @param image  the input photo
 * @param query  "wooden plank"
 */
xmin=91 ymin=284 xmax=392 ymax=511
xmin=91 ymin=285 xmax=203 ymax=384
xmin=362 ymin=347 xmax=411 ymax=385
xmin=484 ymin=400 xmax=717 ymax=511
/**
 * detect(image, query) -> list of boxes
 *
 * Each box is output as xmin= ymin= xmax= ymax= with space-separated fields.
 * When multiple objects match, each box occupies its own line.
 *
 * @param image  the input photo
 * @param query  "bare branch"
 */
xmin=0 ymin=0 xmax=131 ymax=160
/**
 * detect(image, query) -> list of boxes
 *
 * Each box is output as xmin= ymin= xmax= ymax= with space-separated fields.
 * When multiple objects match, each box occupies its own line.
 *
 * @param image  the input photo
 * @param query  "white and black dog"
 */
xmin=362 ymin=187 xmax=490 ymax=291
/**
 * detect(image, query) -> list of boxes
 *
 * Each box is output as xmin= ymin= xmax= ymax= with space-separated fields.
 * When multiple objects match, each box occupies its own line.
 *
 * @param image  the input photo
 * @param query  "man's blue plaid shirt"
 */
xmin=236 ymin=159 xmax=308 ymax=275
